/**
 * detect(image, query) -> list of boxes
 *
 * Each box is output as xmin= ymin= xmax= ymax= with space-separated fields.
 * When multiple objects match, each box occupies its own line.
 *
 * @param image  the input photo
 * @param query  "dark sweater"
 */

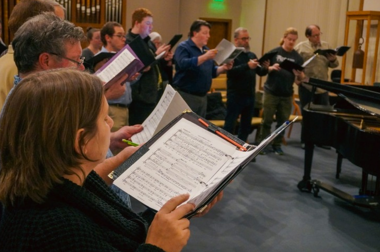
xmin=264 ymin=46 xmax=303 ymax=97
xmin=125 ymin=30 xmax=159 ymax=105
xmin=0 ymin=171 xmax=163 ymax=252
xmin=226 ymin=51 xmax=268 ymax=97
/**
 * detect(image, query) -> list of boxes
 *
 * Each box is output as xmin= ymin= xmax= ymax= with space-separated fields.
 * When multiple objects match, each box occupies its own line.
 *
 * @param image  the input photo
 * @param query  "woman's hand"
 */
xmin=146 ymin=194 xmax=194 ymax=252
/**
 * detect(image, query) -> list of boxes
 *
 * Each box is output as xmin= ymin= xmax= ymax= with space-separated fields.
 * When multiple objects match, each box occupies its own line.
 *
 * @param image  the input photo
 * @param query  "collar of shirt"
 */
xmin=308 ymin=40 xmax=321 ymax=49
xmin=14 ymin=75 xmax=22 ymax=86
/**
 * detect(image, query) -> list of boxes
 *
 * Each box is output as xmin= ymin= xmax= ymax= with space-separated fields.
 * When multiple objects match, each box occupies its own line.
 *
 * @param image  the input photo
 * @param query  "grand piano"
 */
xmin=297 ymin=78 xmax=380 ymax=208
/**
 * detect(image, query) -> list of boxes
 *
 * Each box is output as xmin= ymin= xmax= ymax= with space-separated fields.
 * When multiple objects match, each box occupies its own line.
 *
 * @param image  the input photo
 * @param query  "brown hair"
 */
xmin=0 ymin=69 xmax=104 ymax=207
xmin=305 ymin=24 xmax=320 ymax=37
xmin=86 ymin=27 xmax=100 ymax=42
xmin=279 ymin=27 xmax=298 ymax=45
xmin=188 ymin=19 xmax=211 ymax=38
xmin=100 ymin=21 xmax=122 ymax=46
xmin=8 ymin=0 xmax=55 ymax=35
xmin=131 ymin=8 xmax=153 ymax=27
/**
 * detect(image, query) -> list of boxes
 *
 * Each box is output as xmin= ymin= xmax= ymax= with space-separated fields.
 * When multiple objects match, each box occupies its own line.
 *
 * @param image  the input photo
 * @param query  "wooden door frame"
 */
xmin=200 ymin=17 xmax=232 ymax=41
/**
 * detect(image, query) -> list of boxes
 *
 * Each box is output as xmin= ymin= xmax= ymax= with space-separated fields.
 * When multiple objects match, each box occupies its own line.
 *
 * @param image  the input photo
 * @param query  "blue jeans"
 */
xmin=224 ymin=94 xmax=254 ymax=142
xmin=258 ymin=92 xmax=292 ymax=146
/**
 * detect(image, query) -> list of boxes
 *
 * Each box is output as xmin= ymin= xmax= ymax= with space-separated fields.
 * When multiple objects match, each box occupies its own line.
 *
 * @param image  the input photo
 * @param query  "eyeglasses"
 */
xmin=49 ymin=53 xmax=85 ymax=67
xmin=239 ymin=37 xmax=251 ymax=41
xmin=113 ymin=34 xmax=126 ymax=39
xmin=311 ymin=32 xmax=322 ymax=38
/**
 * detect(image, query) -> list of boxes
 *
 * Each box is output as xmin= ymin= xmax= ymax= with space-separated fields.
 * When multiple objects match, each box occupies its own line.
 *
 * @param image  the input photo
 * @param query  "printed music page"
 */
xmin=131 ymin=84 xmax=191 ymax=144
xmin=96 ymin=47 xmax=136 ymax=84
xmin=213 ymin=38 xmax=245 ymax=65
xmin=114 ymin=118 xmax=253 ymax=211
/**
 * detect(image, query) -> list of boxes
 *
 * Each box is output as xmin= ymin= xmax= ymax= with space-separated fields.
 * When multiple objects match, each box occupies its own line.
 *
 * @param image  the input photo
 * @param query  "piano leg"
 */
xmin=336 ymin=153 xmax=343 ymax=179
xmin=297 ymin=142 xmax=314 ymax=192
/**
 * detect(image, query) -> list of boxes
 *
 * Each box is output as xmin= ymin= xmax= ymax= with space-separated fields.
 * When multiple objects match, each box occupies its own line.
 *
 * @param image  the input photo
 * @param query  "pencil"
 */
xmin=198 ymin=118 xmax=247 ymax=151
xmin=122 ymin=139 xmax=139 ymax=146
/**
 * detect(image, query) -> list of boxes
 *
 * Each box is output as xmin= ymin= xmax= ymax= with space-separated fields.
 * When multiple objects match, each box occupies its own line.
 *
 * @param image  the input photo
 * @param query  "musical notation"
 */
xmin=114 ymin=118 xmax=247 ymax=211
xmin=131 ymin=85 xmax=191 ymax=144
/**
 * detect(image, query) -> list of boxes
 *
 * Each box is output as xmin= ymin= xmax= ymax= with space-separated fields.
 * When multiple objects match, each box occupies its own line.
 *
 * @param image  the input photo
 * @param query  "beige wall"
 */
xmin=364 ymin=0 xmax=380 ymax=10
xmin=126 ymin=0 xmax=242 ymax=49
xmin=125 ymin=0 xmax=379 ymax=53
xmin=125 ymin=0 xmax=380 ymax=87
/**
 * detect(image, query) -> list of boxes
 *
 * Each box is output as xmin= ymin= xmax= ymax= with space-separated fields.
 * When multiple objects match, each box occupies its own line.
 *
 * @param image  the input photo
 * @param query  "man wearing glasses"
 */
xmin=223 ymin=27 xmax=269 ymax=143
xmin=295 ymin=24 xmax=339 ymax=149
xmin=99 ymin=21 xmax=131 ymax=132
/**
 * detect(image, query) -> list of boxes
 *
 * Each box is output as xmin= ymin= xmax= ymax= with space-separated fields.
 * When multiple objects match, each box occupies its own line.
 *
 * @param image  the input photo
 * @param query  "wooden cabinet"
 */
xmin=341 ymin=11 xmax=380 ymax=85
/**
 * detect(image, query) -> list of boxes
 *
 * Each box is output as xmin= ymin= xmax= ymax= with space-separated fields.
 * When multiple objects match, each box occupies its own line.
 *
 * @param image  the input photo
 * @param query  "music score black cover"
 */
xmin=112 ymin=111 xmax=296 ymax=218
xmin=279 ymin=54 xmax=317 ymax=73
xmin=258 ymin=51 xmax=277 ymax=64
xmin=167 ymin=34 xmax=183 ymax=51
xmin=314 ymin=46 xmax=350 ymax=57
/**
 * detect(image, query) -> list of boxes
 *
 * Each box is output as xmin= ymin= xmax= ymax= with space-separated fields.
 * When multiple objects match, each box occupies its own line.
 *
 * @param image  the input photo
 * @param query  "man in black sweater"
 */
xmin=224 ymin=27 xmax=269 ymax=142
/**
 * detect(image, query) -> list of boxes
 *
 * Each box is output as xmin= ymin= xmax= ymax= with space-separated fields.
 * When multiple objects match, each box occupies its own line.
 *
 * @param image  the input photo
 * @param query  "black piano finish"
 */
xmin=299 ymin=78 xmax=380 ymax=202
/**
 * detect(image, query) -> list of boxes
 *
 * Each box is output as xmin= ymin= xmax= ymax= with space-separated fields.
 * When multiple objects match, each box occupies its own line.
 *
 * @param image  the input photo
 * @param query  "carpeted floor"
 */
xmin=131 ymin=123 xmax=380 ymax=252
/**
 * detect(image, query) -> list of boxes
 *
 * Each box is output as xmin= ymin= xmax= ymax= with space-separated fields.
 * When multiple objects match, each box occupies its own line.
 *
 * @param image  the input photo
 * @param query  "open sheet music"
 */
xmin=131 ymin=84 xmax=191 ymax=144
xmin=213 ymin=39 xmax=245 ymax=65
xmin=114 ymin=112 xmax=297 ymax=218
xmin=95 ymin=45 xmax=144 ymax=89
xmin=96 ymin=36 xmax=157 ymax=88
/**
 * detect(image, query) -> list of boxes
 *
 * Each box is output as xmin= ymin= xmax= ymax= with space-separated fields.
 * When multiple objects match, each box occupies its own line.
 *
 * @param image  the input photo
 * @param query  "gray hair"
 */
xmin=12 ymin=12 xmax=84 ymax=75
xmin=234 ymin=27 xmax=248 ymax=38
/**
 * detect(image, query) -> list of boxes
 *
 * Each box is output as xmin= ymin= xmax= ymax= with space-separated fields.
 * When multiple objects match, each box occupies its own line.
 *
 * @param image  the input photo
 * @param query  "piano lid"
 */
xmin=305 ymin=78 xmax=380 ymax=117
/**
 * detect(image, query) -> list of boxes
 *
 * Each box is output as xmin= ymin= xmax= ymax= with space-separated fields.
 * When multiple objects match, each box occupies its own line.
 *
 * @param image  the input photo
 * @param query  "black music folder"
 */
xmin=167 ymin=34 xmax=183 ymax=50
xmin=258 ymin=51 xmax=277 ymax=64
xmin=112 ymin=111 xmax=297 ymax=218
xmin=314 ymin=46 xmax=350 ymax=57
xmin=280 ymin=54 xmax=316 ymax=73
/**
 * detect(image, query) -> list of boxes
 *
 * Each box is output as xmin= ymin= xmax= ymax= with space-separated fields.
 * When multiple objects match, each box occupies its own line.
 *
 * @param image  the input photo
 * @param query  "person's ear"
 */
xmin=39 ymin=52 xmax=53 ymax=70
xmin=74 ymin=128 xmax=86 ymax=155
xmin=105 ymin=34 xmax=112 ymax=43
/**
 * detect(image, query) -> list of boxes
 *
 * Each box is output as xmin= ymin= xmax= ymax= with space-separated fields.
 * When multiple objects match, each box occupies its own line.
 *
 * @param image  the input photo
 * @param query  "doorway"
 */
xmin=200 ymin=17 xmax=232 ymax=49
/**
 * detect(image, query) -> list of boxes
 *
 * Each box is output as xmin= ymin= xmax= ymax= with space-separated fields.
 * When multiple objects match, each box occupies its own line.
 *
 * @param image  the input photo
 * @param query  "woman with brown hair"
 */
xmin=82 ymin=27 xmax=103 ymax=60
xmin=0 ymin=69 xmax=194 ymax=251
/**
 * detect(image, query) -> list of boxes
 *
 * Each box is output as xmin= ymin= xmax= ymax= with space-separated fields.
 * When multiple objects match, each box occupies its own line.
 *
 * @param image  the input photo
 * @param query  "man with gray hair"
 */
xmin=223 ymin=27 xmax=269 ymax=143
xmin=0 ymin=0 xmax=56 ymax=110
xmin=8 ymin=12 xmax=141 ymax=207
xmin=12 ymin=13 xmax=85 ymax=77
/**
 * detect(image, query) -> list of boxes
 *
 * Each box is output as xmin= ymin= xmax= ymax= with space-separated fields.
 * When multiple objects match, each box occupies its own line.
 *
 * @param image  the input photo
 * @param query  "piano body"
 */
xmin=298 ymin=78 xmax=380 ymax=208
